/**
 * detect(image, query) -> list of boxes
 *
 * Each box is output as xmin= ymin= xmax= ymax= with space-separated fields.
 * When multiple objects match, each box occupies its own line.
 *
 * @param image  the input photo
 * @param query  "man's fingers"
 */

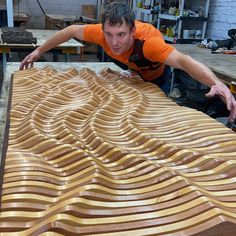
xmin=206 ymin=85 xmax=231 ymax=110
xmin=229 ymin=99 xmax=236 ymax=122
xmin=120 ymin=70 xmax=132 ymax=78
xmin=19 ymin=54 xmax=36 ymax=70
xmin=120 ymin=70 xmax=138 ymax=78
xmin=226 ymin=94 xmax=233 ymax=111
xmin=20 ymin=60 xmax=26 ymax=70
xmin=205 ymin=84 xmax=236 ymax=122
xmin=205 ymin=86 xmax=217 ymax=98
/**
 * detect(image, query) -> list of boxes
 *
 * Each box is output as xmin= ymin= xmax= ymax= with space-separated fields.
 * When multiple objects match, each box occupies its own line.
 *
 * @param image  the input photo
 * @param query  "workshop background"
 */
xmin=0 ymin=0 xmax=235 ymax=39
xmin=1 ymin=1 xmax=236 ymax=235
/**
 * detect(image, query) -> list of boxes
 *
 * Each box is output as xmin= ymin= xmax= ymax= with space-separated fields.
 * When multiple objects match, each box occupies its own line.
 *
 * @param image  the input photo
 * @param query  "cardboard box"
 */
xmin=81 ymin=5 xmax=96 ymax=19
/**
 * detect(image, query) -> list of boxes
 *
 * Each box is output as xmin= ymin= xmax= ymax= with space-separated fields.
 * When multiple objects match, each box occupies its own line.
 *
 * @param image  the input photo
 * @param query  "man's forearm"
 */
xmin=36 ymin=25 xmax=82 ymax=55
xmin=182 ymin=55 xmax=222 ymax=88
xmin=166 ymin=50 xmax=223 ymax=88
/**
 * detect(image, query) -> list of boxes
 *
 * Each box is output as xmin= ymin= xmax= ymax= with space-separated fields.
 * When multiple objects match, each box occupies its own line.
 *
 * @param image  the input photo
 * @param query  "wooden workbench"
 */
xmin=45 ymin=13 xmax=98 ymax=29
xmin=0 ymin=62 xmax=122 ymax=174
xmin=28 ymin=29 xmax=83 ymax=49
xmin=0 ymin=29 xmax=84 ymax=74
xmin=45 ymin=14 xmax=79 ymax=29
xmin=174 ymin=44 xmax=236 ymax=84
xmin=13 ymin=13 xmax=29 ymax=27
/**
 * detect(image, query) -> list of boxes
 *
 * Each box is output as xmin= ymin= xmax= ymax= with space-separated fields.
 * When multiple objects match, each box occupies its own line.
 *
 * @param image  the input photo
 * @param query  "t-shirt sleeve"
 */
xmin=83 ymin=24 xmax=104 ymax=45
xmin=143 ymin=37 xmax=175 ymax=63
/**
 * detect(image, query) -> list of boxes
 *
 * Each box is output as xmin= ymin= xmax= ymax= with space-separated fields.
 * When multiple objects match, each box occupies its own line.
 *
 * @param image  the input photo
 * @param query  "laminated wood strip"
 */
xmin=1 ymin=67 xmax=236 ymax=235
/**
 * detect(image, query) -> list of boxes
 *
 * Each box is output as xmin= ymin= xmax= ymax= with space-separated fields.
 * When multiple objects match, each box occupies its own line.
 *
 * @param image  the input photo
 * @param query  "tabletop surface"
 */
xmin=45 ymin=13 xmax=98 ymax=23
xmin=45 ymin=13 xmax=80 ymax=21
xmin=174 ymin=44 xmax=236 ymax=81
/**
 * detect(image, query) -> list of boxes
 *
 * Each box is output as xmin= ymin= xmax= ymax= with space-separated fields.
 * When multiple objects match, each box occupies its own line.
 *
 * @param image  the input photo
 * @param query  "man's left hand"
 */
xmin=120 ymin=70 xmax=138 ymax=78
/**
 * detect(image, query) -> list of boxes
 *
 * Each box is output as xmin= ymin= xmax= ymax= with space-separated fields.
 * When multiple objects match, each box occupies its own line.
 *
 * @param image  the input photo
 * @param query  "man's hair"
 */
xmin=101 ymin=2 xmax=135 ymax=30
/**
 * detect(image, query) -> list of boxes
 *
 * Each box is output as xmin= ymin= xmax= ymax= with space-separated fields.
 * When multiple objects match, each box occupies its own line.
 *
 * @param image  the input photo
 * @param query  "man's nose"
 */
xmin=111 ymin=36 xmax=118 ymax=46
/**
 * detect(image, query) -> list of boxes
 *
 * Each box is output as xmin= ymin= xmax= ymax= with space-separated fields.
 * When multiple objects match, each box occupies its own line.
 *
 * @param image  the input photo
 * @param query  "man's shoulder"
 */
xmin=84 ymin=23 xmax=102 ymax=31
xmin=135 ymin=21 xmax=162 ymax=39
xmin=83 ymin=23 xmax=103 ymax=43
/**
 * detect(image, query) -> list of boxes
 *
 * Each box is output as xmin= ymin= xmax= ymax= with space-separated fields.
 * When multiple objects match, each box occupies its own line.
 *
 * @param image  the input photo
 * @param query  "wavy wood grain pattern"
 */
xmin=1 ymin=66 xmax=236 ymax=235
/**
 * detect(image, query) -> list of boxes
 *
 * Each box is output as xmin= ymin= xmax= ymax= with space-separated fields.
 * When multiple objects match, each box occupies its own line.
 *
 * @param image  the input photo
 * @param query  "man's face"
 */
xmin=103 ymin=20 xmax=135 ymax=55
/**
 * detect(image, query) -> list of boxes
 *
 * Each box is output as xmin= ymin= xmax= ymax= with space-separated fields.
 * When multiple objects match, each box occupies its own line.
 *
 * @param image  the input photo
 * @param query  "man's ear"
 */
xmin=131 ymin=26 xmax=136 ymax=35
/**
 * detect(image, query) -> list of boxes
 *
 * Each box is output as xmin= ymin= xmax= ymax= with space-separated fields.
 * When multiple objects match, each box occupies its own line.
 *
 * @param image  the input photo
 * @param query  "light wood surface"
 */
xmin=45 ymin=13 xmax=98 ymax=30
xmin=0 ymin=62 xmax=122 ymax=188
xmin=174 ymin=44 xmax=236 ymax=84
xmin=29 ymin=29 xmax=83 ymax=48
xmin=1 ymin=64 xmax=236 ymax=235
xmin=45 ymin=14 xmax=79 ymax=21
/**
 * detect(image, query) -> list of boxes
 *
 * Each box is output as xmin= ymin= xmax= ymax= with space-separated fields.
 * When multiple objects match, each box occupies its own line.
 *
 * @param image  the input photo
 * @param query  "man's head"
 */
xmin=101 ymin=2 xmax=135 ymax=30
xmin=101 ymin=2 xmax=136 ymax=55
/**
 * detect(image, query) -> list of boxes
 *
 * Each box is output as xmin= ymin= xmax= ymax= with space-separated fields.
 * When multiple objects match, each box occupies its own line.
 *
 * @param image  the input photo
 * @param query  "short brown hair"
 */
xmin=101 ymin=2 xmax=135 ymax=30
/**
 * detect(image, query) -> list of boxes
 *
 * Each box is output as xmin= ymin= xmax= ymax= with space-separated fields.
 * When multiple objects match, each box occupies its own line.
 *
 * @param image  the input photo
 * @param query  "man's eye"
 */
xmin=118 ymin=33 xmax=125 ymax=37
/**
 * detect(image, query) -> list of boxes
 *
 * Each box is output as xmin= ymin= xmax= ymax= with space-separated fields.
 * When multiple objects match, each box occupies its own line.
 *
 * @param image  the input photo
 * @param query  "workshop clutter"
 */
xmin=165 ymin=25 xmax=176 ymax=37
xmin=157 ymin=0 xmax=208 ymax=41
xmin=201 ymin=28 xmax=236 ymax=52
xmin=228 ymin=29 xmax=236 ymax=40
xmin=161 ymin=2 xmax=205 ymax=17
xmin=160 ymin=25 xmax=202 ymax=39
xmin=1 ymin=27 xmax=37 ymax=44
xmin=137 ymin=0 xmax=154 ymax=9
xmin=81 ymin=4 xmax=96 ymax=19
xmin=183 ymin=29 xmax=202 ymax=39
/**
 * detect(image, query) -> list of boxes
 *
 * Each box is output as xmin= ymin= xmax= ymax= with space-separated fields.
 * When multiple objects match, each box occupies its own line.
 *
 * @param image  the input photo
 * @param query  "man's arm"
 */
xmin=20 ymin=24 xmax=87 ymax=70
xmin=165 ymin=49 xmax=236 ymax=122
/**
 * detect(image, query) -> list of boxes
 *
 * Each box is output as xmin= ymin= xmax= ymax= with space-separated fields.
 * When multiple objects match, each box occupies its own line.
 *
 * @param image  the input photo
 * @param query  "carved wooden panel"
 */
xmin=1 ymin=67 xmax=236 ymax=235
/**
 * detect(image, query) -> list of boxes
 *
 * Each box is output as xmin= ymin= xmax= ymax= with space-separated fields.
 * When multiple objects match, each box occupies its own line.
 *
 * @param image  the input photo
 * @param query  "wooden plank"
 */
xmin=45 ymin=13 xmax=98 ymax=29
xmin=13 ymin=13 xmax=29 ymax=22
xmin=45 ymin=14 xmax=78 ymax=21
xmin=45 ymin=14 xmax=79 ymax=29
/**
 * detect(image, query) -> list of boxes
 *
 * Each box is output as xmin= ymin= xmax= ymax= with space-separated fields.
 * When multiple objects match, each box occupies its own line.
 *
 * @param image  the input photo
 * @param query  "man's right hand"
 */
xmin=20 ymin=50 xmax=42 ymax=70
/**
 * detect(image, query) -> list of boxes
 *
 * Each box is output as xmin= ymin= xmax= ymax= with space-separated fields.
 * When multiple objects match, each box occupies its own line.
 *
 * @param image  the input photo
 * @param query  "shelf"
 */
xmin=176 ymin=38 xmax=203 ymax=44
xmin=135 ymin=7 xmax=152 ymax=14
xmin=157 ymin=0 xmax=210 ymax=43
xmin=159 ymin=14 xmax=177 ymax=20
xmin=159 ymin=14 xmax=208 ymax=22
xmin=134 ymin=5 xmax=153 ymax=23
xmin=163 ymin=35 xmax=176 ymax=42
xmin=179 ymin=16 xmax=208 ymax=21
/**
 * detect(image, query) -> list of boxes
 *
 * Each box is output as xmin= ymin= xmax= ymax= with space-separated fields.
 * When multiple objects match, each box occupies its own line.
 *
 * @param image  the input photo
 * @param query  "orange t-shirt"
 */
xmin=83 ymin=21 xmax=175 ymax=81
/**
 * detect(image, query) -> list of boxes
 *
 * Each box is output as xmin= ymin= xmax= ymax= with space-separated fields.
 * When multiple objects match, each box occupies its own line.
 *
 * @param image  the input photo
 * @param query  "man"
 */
xmin=20 ymin=2 xmax=236 ymax=122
